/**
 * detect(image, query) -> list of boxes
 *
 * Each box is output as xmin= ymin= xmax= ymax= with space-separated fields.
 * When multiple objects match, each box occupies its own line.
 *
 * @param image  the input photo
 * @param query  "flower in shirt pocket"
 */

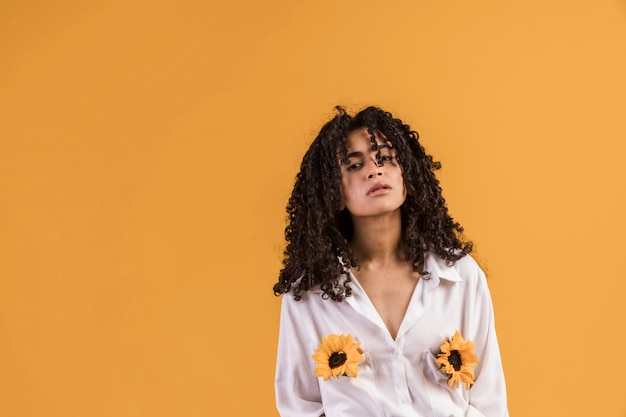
xmin=312 ymin=333 xmax=365 ymax=381
xmin=435 ymin=331 xmax=478 ymax=390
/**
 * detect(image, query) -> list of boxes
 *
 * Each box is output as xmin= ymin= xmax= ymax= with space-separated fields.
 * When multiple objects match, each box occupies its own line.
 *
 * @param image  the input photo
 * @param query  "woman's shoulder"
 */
xmin=453 ymin=253 xmax=484 ymax=274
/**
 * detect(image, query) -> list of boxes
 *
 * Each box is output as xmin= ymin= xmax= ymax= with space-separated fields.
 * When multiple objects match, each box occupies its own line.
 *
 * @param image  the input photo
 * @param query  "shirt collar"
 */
xmin=305 ymin=254 xmax=463 ymax=296
xmin=339 ymin=253 xmax=463 ymax=288
xmin=421 ymin=252 xmax=463 ymax=290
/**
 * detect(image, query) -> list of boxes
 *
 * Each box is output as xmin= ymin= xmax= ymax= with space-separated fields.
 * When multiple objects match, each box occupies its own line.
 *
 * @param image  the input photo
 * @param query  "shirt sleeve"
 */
xmin=275 ymin=294 xmax=324 ymax=417
xmin=464 ymin=262 xmax=509 ymax=417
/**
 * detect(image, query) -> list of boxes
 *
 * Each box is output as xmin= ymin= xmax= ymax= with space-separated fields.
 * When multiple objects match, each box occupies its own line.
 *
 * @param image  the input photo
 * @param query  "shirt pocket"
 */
xmin=421 ymin=350 xmax=469 ymax=417
xmin=321 ymin=351 xmax=382 ymax=416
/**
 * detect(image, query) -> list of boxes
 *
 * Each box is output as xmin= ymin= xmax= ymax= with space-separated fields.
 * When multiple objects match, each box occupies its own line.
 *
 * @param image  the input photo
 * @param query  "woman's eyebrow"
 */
xmin=346 ymin=151 xmax=363 ymax=159
xmin=346 ymin=145 xmax=391 ymax=159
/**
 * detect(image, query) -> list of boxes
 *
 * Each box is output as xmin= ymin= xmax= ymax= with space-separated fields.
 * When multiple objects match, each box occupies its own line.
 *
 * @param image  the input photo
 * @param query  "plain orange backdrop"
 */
xmin=1 ymin=1 xmax=625 ymax=416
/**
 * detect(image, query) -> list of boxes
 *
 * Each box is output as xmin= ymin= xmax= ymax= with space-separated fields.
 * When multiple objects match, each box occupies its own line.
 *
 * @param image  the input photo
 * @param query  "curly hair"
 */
xmin=273 ymin=106 xmax=472 ymax=301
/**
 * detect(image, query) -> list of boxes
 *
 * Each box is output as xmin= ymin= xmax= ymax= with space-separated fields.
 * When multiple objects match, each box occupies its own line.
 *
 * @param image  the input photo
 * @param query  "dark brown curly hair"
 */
xmin=273 ymin=106 xmax=472 ymax=301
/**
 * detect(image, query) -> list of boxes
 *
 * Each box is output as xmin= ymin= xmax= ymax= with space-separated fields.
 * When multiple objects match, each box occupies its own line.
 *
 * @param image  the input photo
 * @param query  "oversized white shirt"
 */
xmin=275 ymin=253 xmax=508 ymax=417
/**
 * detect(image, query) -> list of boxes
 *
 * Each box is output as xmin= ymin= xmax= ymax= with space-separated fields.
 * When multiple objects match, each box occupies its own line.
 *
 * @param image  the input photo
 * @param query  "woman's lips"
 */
xmin=367 ymin=183 xmax=391 ymax=195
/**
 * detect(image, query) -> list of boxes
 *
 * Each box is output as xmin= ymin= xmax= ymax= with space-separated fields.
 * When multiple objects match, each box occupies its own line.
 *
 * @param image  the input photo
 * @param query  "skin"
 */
xmin=340 ymin=128 xmax=420 ymax=340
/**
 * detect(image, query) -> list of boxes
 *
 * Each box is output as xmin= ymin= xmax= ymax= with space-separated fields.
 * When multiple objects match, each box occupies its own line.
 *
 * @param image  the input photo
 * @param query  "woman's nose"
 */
xmin=367 ymin=159 xmax=383 ymax=179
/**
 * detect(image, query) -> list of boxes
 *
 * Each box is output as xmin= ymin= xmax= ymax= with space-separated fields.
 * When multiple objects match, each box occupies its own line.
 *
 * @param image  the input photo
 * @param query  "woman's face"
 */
xmin=339 ymin=127 xmax=406 ymax=218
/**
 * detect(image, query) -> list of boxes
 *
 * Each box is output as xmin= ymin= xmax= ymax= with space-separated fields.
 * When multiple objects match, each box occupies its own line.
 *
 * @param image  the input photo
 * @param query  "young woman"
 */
xmin=273 ymin=106 xmax=508 ymax=417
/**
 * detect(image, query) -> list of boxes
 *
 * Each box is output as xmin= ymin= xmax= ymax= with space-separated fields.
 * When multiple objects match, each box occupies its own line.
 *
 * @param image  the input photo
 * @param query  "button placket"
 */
xmin=389 ymin=336 xmax=412 ymax=408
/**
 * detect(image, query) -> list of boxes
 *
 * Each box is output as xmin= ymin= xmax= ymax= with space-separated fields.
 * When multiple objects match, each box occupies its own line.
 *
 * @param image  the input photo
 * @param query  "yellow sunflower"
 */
xmin=312 ymin=333 xmax=364 ymax=381
xmin=435 ymin=330 xmax=479 ymax=390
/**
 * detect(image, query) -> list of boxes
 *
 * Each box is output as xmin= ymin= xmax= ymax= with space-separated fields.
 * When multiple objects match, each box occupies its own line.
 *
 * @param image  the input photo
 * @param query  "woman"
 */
xmin=273 ymin=106 xmax=508 ymax=416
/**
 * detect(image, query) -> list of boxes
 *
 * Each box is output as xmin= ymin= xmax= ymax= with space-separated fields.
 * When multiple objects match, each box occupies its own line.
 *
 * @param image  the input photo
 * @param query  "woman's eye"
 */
xmin=377 ymin=155 xmax=393 ymax=166
xmin=347 ymin=163 xmax=362 ymax=171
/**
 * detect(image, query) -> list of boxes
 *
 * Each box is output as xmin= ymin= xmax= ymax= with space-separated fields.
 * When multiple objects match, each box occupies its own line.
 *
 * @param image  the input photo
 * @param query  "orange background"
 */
xmin=1 ymin=1 xmax=625 ymax=416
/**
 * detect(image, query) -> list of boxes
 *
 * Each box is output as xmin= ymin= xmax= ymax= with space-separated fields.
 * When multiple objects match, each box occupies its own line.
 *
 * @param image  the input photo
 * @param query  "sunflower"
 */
xmin=435 ymin=330 xmax=479 ymax=390
xmin=312 ymin=333 xmax=364 ymax=381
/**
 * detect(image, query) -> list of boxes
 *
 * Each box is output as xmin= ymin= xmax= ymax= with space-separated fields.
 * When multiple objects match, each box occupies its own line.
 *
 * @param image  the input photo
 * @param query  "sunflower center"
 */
xmin=449 ymin=350 xmax=462 ymax=371
xmin=328 ymin=351 xmax=347 ymax=369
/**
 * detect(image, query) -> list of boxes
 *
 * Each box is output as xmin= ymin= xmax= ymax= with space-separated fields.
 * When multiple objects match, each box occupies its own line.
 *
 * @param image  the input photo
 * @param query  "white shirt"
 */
xmin=275 ymin=253 xmax=509 ymax=417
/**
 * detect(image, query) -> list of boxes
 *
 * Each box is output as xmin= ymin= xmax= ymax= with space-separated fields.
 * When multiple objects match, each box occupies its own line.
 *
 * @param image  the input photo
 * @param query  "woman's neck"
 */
xmin=349 ymin=210 xmax=404 ymax=266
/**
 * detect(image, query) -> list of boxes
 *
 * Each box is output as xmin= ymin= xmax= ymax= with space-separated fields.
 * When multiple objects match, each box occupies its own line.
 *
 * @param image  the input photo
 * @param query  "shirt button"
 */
xmin=401 ymin=397 xmax=409 ymax=404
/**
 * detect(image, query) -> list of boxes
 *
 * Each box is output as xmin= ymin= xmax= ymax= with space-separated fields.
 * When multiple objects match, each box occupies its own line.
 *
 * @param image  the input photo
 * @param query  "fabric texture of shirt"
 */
xmin=275 ymin=253 xmax=509 ymax=417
